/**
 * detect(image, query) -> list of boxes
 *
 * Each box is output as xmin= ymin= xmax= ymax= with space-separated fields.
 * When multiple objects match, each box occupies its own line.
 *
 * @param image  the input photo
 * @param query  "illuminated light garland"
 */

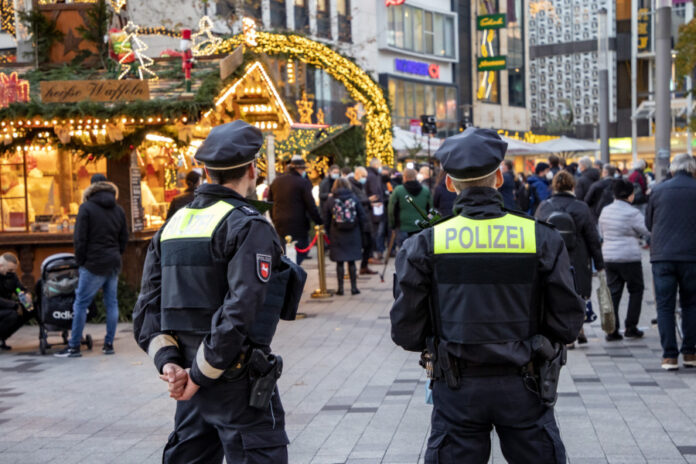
xmin=118 ymin=22 xmax=158 ymax=80
xmin=192 ymin=16 xmax=222 ymax=57
xmin=215 ymin=32 xmax=393 ymax=165
xmin=139 ymin=26 xmax=179 ymax=38
xmin=0 ymin=0 xmax=14 ymax=35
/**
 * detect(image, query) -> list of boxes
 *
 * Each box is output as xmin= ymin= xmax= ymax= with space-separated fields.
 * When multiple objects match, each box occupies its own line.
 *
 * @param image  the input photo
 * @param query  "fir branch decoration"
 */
xmin=18 ymin=9 xmax=64 ymax=68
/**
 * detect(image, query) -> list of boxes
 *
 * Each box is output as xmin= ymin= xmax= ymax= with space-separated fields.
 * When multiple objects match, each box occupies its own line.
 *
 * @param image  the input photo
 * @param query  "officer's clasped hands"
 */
xmin=160 ymin=363 xmax=199 ymax=401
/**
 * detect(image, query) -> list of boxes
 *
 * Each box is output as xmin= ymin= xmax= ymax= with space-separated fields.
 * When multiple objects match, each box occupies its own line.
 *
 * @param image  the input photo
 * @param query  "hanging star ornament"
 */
xmin=296 ymin=91 xmax=314 ymax=124
xmin=118 ymin=22 xmax=158 ymax=80
xmin=192 ymin=16 xmax=222 ymax=57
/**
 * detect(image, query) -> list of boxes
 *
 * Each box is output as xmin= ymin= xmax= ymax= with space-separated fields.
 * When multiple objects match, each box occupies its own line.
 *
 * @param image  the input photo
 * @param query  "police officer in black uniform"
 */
xmin=390 ymin=127 xmax=584 ymax=463
xmin=133 ymin=121 xmax=289 ymax=464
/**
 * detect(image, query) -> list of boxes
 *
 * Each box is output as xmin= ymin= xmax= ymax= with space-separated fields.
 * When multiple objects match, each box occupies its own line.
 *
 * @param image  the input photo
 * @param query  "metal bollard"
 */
xmin=311 ymin=225 xmax=333 ymax=299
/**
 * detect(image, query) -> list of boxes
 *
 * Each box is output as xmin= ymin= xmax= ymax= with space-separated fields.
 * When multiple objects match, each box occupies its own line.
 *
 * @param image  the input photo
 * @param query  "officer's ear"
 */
xmin=494 ymin=169 xmax=504 ymax=189
xmin=445 ymin=175 xmax=457 ymax=193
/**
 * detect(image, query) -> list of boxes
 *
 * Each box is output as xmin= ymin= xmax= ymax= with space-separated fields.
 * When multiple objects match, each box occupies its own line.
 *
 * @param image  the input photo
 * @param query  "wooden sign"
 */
xmin=220 ymin=46 xmax=244 ymax=80
xmin=40 ymin=80 xmax=150 ymax=103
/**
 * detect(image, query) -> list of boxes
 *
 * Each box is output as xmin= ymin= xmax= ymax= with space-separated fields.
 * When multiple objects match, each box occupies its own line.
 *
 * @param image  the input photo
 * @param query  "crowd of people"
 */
xmin=268 ymin=156 xmax=446 ymax=295
xmin=267 ymin=149 xmax=696 ymax=371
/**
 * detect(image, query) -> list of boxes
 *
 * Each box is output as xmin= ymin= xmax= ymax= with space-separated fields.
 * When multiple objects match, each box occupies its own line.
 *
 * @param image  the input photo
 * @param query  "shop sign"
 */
xmin=386 ymin=0 xmax=406 ymax=5
xmin=130 ymin=165 xmax=144 ymax=232
xmin=395 ymin=59 xmax=440 ymax=79
xmin=637 ymin=8 xmax=650 ymax=52
xmin=477 ymin=56 xmax=507 ymax=71
xmin=476 ymin=14 xmax=507 ymax=30
xmin=40 ymin=80 xmax=150 ymax=103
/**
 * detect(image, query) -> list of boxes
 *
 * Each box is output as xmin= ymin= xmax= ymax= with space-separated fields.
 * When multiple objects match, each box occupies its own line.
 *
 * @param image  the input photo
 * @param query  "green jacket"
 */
xmin=389 ymin=181 xmax=432 ymax=234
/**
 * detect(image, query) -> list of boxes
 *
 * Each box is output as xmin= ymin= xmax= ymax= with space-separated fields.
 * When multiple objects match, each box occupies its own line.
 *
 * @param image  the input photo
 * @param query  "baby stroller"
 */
xmin=35 ymin=253 xmax=93 ymax=355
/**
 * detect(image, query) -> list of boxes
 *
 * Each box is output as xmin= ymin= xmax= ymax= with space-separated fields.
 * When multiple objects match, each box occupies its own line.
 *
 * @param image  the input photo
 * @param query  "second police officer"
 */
xmin=133 ymin=121 xmax=304 ymax=464
xmin=390 ymin=128 xmax=584 ymax=463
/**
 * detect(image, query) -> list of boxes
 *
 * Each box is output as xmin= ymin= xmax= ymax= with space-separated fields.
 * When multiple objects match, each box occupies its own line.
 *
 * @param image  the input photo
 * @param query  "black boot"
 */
xmin=336 ymin=262 xmax=344 ymax=296
xmin=348 ymin=262 xmax=360 ymax=295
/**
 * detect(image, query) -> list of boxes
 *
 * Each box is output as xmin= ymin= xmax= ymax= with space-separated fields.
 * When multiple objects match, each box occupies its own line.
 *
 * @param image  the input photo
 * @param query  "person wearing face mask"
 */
xmin=0 ymin=253 xmax=33 ymax=350
xmin=319 ymin=164 xmax=341 ymax=211
xmin=350 ymin=167 xmax=377 ymax=275
xmin=268 ymin=155 xmax=323 ymax=266
xmin=388 ymin=168 xmax=432 ymax=247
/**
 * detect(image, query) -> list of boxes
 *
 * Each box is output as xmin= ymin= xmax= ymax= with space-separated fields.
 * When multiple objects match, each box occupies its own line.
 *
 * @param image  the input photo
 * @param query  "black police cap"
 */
xmin=434 ymin=127 xmax=507 ymax=181
xmin=194 ymin=121 xmax=263 ymax=170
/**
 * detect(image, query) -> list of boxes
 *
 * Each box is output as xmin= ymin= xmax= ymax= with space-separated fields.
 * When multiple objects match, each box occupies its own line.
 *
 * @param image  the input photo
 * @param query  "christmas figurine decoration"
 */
xmin=180 ymin=29 xmax=193 ymax=92
xmin=242 ymin=17 xmax=258 ymax=48
xmin=296 ymin=91 xmax=314 ymax=124
xmin=192 ymin=16 xmax=222 ymax=57
xmin=118 ymin=22 xmax=158 ymax=80
xmin=0 ymin=72 xmax=29 ymax=108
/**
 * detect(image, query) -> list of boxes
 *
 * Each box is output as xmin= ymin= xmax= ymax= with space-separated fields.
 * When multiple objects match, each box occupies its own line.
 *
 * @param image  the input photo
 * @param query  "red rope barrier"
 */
xmin=295 ymin=234 xmax=318 ymax=253
xmin=323 ymin=235 xmax=330 ymax=245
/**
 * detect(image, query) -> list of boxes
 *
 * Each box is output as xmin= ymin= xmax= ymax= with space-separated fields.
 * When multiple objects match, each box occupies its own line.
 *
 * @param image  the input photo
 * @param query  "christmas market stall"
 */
xmin=0 ymin=2 xmax=392 ymax=289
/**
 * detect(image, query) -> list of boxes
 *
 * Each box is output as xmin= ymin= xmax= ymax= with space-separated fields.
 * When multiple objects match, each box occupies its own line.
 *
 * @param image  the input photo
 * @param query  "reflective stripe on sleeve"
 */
xmin=147 ymin=334 xmax=179 ymax=359
xmin=195 ymin=343 xmax=224 ymax=380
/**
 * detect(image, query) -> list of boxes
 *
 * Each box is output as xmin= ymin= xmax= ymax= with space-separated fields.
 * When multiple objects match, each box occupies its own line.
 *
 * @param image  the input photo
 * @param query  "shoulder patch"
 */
xmin=256 ymin=254 xmax=272 ymax=282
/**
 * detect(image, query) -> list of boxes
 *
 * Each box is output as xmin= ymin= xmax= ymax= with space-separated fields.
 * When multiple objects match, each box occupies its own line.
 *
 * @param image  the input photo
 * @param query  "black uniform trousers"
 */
xmin=163 ymin=335 xmax=289 ymax=464
xmin=426 ymin=375 xmax=565 ymax=464
xmin=605 ymin=261 xmax=644 ymax=332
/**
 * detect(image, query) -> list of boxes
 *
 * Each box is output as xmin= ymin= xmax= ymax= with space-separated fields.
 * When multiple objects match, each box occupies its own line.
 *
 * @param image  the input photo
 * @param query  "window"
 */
xmin=316 ymin=0 xmax=330 ymax=38
xmin=337 ymin=0 xmax=352 ymax=42
xmin=0 ymin=149 xmax=107 ymax=233
xmin=424 ymin=12 xmax=434 ymax=54
xmin=386 ymin=5 xmax=455 ymax=58
xmin=295 ymin=0 xmax=309 ymax=33
xmin=387 ymin=77 xmax=458 ymax=137
xmin=270 ymin=0 xmax=286 ymax=29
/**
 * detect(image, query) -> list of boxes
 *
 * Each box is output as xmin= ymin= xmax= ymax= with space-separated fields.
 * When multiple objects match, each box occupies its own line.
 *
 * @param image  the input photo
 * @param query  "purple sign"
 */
xmin=395 ymin=59 xmax=429 ymax=77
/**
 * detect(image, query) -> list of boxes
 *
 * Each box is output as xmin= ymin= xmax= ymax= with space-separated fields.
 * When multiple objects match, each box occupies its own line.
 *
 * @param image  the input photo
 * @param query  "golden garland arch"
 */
xmin=215 ymin=32 xmax=394 ymax=165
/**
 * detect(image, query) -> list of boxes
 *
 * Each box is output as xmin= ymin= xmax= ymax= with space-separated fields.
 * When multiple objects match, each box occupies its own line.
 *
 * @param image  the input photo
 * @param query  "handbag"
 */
xmin=596 ymin=270 xmax=616 ymax=334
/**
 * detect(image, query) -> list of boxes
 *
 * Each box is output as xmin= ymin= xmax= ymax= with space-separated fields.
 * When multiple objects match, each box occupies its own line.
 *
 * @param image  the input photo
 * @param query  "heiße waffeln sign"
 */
xmin=40 ymin=80 xmax=150 ymax=103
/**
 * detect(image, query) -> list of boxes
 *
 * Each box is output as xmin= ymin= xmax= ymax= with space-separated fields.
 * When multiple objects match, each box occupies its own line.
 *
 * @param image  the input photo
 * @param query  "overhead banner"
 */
xmin=477 ymin=56 xmax=507 ymax=71
xmin=477 ymin=14 xmax=507 ymax=30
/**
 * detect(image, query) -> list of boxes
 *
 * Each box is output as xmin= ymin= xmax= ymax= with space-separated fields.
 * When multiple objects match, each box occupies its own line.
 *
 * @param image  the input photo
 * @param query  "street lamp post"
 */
xmin=598 ymin=7 xmax=610 ymax=164
xmin=654 ymin=0 xmax=672 ymax=181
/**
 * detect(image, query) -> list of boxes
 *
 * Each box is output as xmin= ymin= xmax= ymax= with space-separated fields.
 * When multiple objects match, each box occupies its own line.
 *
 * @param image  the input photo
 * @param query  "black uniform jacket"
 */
xmin=390 ymin=187 xmax=584 ymax=367
xmin=133 ymin=184 xmax=283 ymax=386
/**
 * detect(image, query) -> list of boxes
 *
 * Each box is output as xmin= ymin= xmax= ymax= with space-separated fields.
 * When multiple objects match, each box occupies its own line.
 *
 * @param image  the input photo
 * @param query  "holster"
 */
xmin=248 ymin=348 xmax=283 ymax=409
xmin=436 ymin=343 xmax=460 ymax=390
xmin=530 ymin=335 xmax=567 ymax=407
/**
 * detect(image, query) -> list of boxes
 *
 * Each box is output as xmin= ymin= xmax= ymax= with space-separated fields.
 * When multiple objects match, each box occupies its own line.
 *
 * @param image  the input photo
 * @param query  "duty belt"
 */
xmin=456 ymin=362 xmax=533 ymax=378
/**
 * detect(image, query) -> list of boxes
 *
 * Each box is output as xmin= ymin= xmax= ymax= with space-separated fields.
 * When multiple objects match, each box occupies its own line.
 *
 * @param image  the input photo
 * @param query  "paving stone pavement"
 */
xmin=1 ymin=252 xmax=696 ymax=463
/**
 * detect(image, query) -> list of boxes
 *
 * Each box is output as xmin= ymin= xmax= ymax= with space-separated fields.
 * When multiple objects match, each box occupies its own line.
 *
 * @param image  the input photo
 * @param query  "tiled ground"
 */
xmin=1 ymin=252 xmax=695 ymax=463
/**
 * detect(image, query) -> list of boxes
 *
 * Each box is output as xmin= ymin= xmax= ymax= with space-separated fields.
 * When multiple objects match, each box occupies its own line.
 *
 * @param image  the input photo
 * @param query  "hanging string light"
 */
xmin=192 ymin=16 xmax=222 ymax=57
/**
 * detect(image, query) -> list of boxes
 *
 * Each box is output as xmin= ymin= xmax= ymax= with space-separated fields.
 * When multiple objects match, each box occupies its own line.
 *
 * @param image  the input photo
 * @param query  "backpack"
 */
xmin=546 ymin=199 xmax=577 ymax=250
xmin=332 ymin=197 xmax=358 ymax=230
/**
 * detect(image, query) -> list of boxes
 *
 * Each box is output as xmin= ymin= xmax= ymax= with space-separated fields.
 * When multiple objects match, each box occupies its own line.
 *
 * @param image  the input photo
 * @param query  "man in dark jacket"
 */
xmin=645 ymin=154 xmax=696 ymax=370
xmin=498 ymin=159 xmax=517 ymax=210
xmin=575 ymin=156 xmax=600 ymax=202
xmin=167 ymin=170 xmax=201 ymax=219
xmin=584 ymin=164 xmax=616 ymax=222
xmin=268 ymin=156 xmax=323 ymax=266
xmin=0 ymin=253 xmax=33 ymax=350
xmin=526 ymin=162 xmax=551 ymax=214
xmin=365 ymin=158 xmax=386 ymax=261
xmin=55 ymin=174 xmax=128 ymax=357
